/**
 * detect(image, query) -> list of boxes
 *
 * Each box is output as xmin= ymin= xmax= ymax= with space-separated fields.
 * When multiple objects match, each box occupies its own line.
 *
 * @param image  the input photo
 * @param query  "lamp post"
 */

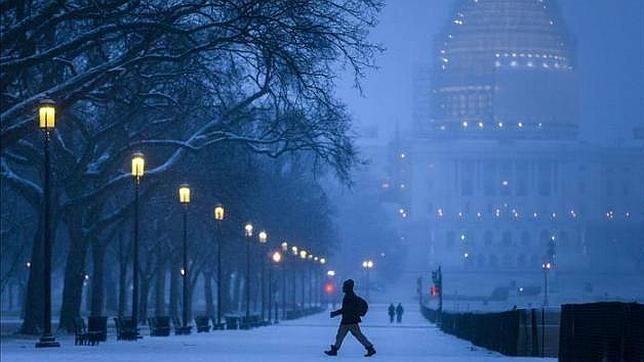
xmin=35 ymin=99 xmax=60 ymax=348
xmin=281 ymin=242 xmax=288 ymax=319
xmin=313 ymin=256 xmax=319 ymax=306
xmin=178 ymin=184 xmax=191 ymax=334
xmin=269 ymin=251 xmax=282 ymax=323
xmin=258 ymin=230 xmax=268 ymax=321
xmin=318 ymin=257 xmax=326 ymax=306
xmin=291 ymin=246 xmax=298 ymax=310
xmin=308 ymin=254 xmax=314 ymax=307
xmin=542 ymin=262 xmax=552 ymax=306
xmin=362 ymin=259 xmax=374 ymax=300
xmin=243 ymin=223 xmax=253 ymax=321
xmin=214 ymin=204 xmax=225 ymax=327
xmin=327 ymin=269 xmax=336 ymax=308
xmin=299 ymin=250 xmax=307 ymax=307
xmin=131 ymin=152 xmax=144 ymax=329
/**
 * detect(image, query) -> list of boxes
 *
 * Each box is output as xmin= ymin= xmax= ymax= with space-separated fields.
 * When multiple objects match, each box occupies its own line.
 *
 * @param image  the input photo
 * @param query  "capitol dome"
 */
xmin=427 ymin=0 xmax=579 ymax=140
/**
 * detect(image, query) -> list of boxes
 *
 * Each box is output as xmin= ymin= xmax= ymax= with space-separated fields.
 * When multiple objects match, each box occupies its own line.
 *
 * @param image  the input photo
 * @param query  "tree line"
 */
xmin=0 ymin=0 xmax=382 ymax=334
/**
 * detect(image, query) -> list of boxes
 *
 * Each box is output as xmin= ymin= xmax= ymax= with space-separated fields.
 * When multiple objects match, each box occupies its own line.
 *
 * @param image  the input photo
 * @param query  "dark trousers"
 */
xmin=333 ymin=324 xmax=373 ymax=349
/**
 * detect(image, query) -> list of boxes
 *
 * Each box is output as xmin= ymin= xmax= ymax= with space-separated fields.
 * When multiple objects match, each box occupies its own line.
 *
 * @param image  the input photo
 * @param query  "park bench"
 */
xmin=173 ymin=316 xmax=192 ymax=335
xmin=87 ymin=316 xmax=108 ymax=342
xmin=209 ymin=316 xmax=226 ymax=330
xmin=194 ymin=315 xmax=211 ymax=333
xmin=240 ymin=314 xmax=261 ymax=329
xmin=114 ymin=317 xmax=140 ymax=341
xmin=148 ymin=316 xmax=171 ymax=336
xmin=74 ymin=317 xmax=101 ymax=346
xmin=224 ymin=315 xmax=241 ymax=330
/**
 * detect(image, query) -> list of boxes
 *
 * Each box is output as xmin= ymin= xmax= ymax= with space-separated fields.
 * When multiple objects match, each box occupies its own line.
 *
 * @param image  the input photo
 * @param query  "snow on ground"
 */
xmin=1 ymin=304 xmax=555 ymax=361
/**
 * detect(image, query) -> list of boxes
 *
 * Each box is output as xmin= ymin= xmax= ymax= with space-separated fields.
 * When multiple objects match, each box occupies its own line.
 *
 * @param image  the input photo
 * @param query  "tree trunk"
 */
xmin=220 ymin=265 xmax=230 ymax=316
xmin=59 ymin=210 xmax=90 ymax=332
xmin=20 ymin=217 xmax=44 ymax=334
xmin=118 ymin=235 xmax=128 ymax=317
xmin=59 ymin=227 xmax=89 ymax=332
xmin=204 ymin=271 xmax=214 ymax=317
xmin=105 ymin=266 xmax=118 ymax=314
xmin=139 ymin=275 xmax=151 ymax=324
xmin=169 ymin=265 xmax=179 ymax=322
xmin=155 ymin=260 xmax=166 ymax=316
xmin=90 ymin=242 xmax=106 ymax=316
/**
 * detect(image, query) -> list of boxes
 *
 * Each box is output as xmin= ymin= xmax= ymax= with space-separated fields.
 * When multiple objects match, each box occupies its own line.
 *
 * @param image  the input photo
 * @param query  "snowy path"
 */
xmin=1 ymin=305 xmax=554 ymax=361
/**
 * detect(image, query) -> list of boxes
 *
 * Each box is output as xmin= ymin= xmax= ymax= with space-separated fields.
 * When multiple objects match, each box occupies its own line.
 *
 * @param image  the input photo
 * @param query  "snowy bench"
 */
xmin=194 ymin=316 xmax=211 ymax=333
xmin=148 ymin=316 xmax=171 ymax=336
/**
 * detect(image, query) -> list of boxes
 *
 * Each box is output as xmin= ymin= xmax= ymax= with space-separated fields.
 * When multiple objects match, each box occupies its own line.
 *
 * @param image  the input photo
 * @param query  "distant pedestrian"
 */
xmin=395 ymin=303 xmax=404 ymax=323
xmin=324 ymin=279 xmax=376 ymax=357
xmin=388 ymin=303 xmax=395 ymax=323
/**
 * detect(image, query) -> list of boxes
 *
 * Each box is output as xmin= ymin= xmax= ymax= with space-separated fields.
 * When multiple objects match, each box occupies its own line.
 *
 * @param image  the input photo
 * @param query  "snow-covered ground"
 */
xmin=1 ymin=304 xmax=555 ymax=361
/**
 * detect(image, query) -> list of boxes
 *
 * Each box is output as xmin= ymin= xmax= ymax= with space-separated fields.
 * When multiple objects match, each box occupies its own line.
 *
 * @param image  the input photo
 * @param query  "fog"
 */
xmin=326 ymin=0 xmax=644 ymax=310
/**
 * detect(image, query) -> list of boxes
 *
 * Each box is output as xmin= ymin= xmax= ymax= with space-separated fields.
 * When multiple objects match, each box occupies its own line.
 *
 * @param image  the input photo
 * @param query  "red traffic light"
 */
xmin=324 ymin=283 xmax=335 ymax=294
xmin=430 ymin=285 xmax=439 ymax=297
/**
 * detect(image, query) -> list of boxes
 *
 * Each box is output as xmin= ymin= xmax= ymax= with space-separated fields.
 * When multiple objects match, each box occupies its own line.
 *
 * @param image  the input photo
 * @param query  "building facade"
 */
xmin=395 ymin=0 xmax=644 ymax=300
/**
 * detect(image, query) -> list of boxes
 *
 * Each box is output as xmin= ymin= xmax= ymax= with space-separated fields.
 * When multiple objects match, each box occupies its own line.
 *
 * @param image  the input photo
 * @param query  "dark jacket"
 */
xmin=388 ymin=304 xmax=395 ymax=316
xmin=331 ymin=291 xmax=362 ymax=325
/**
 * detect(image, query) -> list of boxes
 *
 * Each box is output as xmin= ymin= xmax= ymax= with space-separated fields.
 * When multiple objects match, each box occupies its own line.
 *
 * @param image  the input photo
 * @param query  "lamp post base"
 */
xmin=35 ymin=333 xmax=60 ymax=348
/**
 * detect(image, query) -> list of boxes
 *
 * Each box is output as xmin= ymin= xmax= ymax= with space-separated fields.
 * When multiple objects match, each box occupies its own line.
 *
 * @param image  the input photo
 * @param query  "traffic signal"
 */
xmin=431 ymin=285 xmax=440 ymax=297
xmin=324 ymin=282 xmax=334 ymax=294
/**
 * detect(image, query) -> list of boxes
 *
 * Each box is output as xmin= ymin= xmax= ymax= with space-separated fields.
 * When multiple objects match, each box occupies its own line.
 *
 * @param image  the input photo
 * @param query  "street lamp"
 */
xmin=362 ymin=259 xmax=374 ymax=300
xmin=279 ymin=242 xmax=288 ymax=318
xmin=269 ymin=251 xmax=282 ymax=323
xmin=307 ymin=254 xmax=314 ymax=307
xmin=299 ymin=250 xmax=307 ymax=307
xmin=35 ymin=99 xmax=59 ymax=348
xmin=213 ymin=204 xmax=224 ymax=327
xmin=130 ymin=152 xmax=144 ymax=330
xmin=243 ymin=223 xmax=253 ymax=321
xmin=258 ymin=230 xmax=268 ymax=321
xmin=542 ymin=262 xmax=552 ymax=306
xmin=178 ymin=184 xmax=191 ymax=334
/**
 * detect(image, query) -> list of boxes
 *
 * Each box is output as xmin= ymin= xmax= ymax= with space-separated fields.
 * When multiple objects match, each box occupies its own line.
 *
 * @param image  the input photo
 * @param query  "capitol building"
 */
xmin=386 ymin=0 xmax=644 ymax=301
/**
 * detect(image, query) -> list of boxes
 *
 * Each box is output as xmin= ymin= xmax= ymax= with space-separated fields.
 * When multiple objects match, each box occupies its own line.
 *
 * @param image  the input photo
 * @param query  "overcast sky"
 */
xmin=336 ymin=0 xmax=644 ymax=146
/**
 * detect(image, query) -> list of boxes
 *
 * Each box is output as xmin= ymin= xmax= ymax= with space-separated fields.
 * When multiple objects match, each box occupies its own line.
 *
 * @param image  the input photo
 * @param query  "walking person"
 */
xmin=395 ymin=303 xmax=404 ymax=323
xmin=324 ymin=279 xmax=376 ymax=357
xmin=388 ymin=303 xmax=395 ymax=323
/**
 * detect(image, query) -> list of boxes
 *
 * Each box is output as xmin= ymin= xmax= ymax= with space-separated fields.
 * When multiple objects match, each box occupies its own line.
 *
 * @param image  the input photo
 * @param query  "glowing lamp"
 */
xmin=244 ymin=223 xmax=253 ymax=237
xmin=291 ymin=246 xmax=298 ymax=255
xmin=178 ymin=184 xmax=191 ymax=204
xmin=258 ymin=230 xmax=268 ymax=243
xmin=299 ymin=250 xmax=307 ymax=259
xmin=320 ymin=258 xmax=326 ymax=265
xmin=38 ymin=99 xmax=56 ymax=130
xmin=272 ymin=251 xmax=282 ymax=263
xmin=281 ymin=242 xmax=288 ymax=251
xmin=214 ymin=204 xmax=224 ymax=221
xmin=131 ymin=152 xmax=145 ymax=178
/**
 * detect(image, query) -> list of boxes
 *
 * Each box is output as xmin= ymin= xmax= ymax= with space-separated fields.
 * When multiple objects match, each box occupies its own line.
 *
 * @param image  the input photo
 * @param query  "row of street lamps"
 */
xmin=131 ymin=155 xmax=330 ymax=332
xmin=33 ymin=99 xmax=330 ymax=346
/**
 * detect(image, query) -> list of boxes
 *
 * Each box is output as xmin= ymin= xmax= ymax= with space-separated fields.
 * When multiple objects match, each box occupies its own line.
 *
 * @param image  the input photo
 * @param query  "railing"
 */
xmin=559 ymin=302 xmax=644 ymax=361
xmin=419 ymin=303 xmax=559 ymax=357
xmin=421 ymin=301 xmax=644 ymax=360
